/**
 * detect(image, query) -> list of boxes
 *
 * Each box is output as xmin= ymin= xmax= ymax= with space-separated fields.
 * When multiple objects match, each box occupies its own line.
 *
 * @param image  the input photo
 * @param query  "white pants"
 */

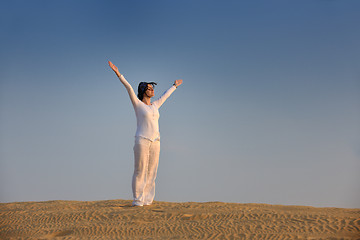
xmin=132 ymin=137 xmax=160 ymax=206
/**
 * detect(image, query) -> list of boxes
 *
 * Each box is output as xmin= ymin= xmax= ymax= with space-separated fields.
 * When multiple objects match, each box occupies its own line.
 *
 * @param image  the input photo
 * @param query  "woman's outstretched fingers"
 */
xmin=108 ymin=61 xmax=120 ymax=75
xmin=175 ymin=79 xmax=183 ymax=86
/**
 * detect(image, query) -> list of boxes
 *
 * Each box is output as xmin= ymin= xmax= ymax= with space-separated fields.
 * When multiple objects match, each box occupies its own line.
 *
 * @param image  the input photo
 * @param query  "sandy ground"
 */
xmin=0 ymin=199 xmax=359 ymax=239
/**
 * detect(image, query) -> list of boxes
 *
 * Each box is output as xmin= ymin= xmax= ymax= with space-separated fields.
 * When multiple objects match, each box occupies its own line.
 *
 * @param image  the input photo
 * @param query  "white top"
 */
xmin=118 ymin=74 xmax=177 ymax=141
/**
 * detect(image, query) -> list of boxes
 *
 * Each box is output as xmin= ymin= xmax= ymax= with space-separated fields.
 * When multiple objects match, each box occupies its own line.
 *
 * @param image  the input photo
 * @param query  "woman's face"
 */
xmin=145 ymin=84 xmax=155 ymax=98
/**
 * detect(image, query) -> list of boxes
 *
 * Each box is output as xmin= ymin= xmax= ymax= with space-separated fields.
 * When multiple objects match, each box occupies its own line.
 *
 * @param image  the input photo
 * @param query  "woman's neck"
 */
xmin=142 ymin=96 xmax=151 ymax=105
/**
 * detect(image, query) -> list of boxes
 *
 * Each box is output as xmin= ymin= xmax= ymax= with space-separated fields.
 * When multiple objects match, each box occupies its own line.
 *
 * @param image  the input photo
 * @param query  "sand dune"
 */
xmin=1 ymin=199 xmax=359 ymax=239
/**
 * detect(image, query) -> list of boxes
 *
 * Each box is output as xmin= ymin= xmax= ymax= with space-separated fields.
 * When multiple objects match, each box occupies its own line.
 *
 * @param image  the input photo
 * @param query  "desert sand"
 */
xmin=1 ymin=199 xmax=359 ymax=239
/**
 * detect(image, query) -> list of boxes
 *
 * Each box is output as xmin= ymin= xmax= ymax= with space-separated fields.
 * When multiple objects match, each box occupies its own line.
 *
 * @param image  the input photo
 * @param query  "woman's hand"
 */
xmin=174 ymin=79 xmax=183 ymax=87
xmin=108 ymin=61 xmax=121 ymax=77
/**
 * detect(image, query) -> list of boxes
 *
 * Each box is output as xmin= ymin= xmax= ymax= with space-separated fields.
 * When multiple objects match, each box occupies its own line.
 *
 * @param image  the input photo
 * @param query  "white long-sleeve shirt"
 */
xmin=118 ymin=74 xmax=177 ymax=141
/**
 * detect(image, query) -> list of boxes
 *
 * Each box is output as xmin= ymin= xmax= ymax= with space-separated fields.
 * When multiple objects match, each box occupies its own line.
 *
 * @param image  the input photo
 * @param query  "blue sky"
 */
xmin=1 ymin=0 xmax=359 ymax=208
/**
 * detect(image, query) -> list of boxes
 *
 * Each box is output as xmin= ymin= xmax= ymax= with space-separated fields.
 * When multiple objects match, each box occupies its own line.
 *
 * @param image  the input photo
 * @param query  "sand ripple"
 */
xmin=1 ymin=200 xmax=359 ymax=239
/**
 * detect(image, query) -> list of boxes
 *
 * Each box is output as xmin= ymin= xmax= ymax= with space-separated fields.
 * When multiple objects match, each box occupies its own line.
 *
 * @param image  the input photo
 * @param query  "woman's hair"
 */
xmin=137 ymin=82 xmax=157 ymax=100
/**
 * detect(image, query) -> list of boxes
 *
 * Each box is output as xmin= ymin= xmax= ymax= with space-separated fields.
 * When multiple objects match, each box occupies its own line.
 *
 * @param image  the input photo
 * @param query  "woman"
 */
xmin=108 ymin=61 xmax=183 ymax=207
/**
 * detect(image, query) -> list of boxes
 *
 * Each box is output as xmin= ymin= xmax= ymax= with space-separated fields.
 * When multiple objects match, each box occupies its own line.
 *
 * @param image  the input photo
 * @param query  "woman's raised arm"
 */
xmin=152 ymin=79 xmax=183 ymax=108
xmin=108 ymin=61 xmax=138 ymax=106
